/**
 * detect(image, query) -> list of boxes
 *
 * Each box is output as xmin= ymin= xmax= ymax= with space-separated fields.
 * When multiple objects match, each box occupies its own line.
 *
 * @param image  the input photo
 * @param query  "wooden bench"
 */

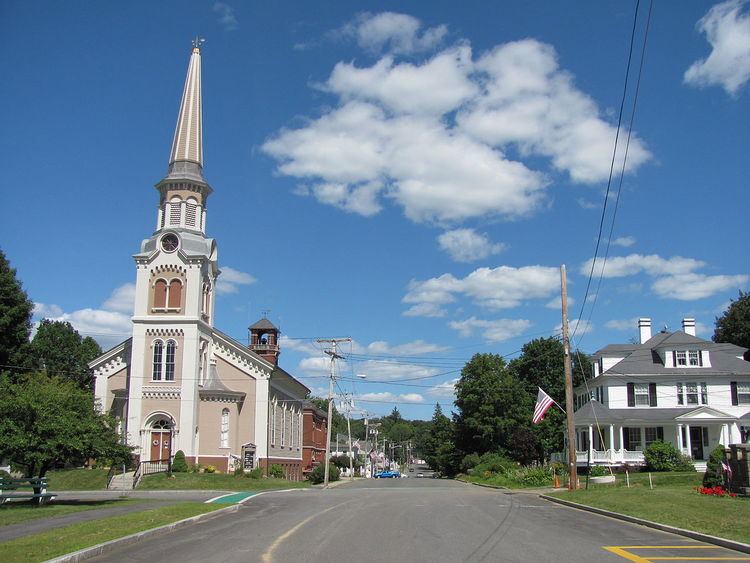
xmin=0 ymin=477 xmax=56 ymax=505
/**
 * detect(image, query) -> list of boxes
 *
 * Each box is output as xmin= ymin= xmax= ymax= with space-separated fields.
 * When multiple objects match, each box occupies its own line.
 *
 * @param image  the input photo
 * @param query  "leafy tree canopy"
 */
xmin=0 ymin=372 xmax=131 ymax=478
xmin=27 ymin=320 xmax=102 ymax=390
xmin=0 ymin=249 xmax=34 ymax=372
xmin=713 ymin=290 xmax=750 ymax=354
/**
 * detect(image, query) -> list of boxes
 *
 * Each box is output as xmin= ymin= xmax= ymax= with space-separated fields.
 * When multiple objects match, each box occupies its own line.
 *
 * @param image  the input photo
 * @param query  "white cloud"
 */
xmin=403 ymin=265 xmax=559 ymax=316
xmin=402 ymin=302 xmax=447 ymax=318
xmin=357 ymin=391 xmax=425 ymax=403
xmin=101 ymin=283 xmax=136 ymax=313
xmin=544 ymin=295 xmax=574 ymax=310
xmin=365 ymin=339 xmax=448 ymax=355
xmin=580 ymin=254 xmax=705 ymax=279
xmin=449 ymin=317 xmax=533 ymax=343
xmin=684 ymin=0 xmax=750 ymax=95
xmin=264 ymin=24 xmax=650 ymax=226
xmin=611 ymin=236 xmax=636 ymax=248
xmin=437 ymin=228 xmax=507 ymax=262
xmin=652 ymin=273 xmax=749 ymax=301
xmin=428 ymin=378 xmax=458 ymax=398
xmin=32 ymin=282 xmax=137 ymax=349
xmin=213 ymin=2 xmax=238 ymax=31
xmin=327 ymin=46 xmax=476 ymax=115
xmin=457 ymin=39 xmax=651 ymax=184
xmin=216 ymin=266 xmax=256 ymax=294
xmin=343 ymin=12 xmax=447 ymax=55
xmin=605 ymin=317 xmax=640 ymax=331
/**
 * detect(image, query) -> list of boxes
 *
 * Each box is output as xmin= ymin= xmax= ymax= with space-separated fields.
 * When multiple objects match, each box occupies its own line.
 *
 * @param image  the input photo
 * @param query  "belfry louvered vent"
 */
xmin=170 ymin=202 xmax=181 ymax=225
xmin=185 ymin=203 xmax=197 ymax=227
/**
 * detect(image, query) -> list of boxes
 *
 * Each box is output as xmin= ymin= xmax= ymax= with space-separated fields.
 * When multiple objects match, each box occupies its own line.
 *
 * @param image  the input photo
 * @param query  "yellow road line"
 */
xmin=604 ymin=545 xmax=750 ymax=562
xmin=261 ymin=501 xmax=349 ymax=563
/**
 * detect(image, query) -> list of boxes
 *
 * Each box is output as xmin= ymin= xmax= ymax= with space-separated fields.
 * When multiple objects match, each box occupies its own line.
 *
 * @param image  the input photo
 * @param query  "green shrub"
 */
xmin=205 ymin=465 xmax=216 ymax=474
xmin=189 ymin=462 xmax=203 ymax=473
xmin=589 ymin=465 xmax=608 ymax=477
xmin=643 ymin=440 xmax=685 ymax=472
xmin=171 ymin=450 xmax=188 ymax=473
xmin=269 ymin=464 xmax=285 ymax=478
xmin=234 ymin=466 xmax=244 ymax=477
xmin=473 ymin=452 xmax=515 ymax=476
xmin=703 ymin=445 xmax=727 ymax=488
xmin=306 ymin=463 xmax=340 ymax=485
xmin=675 ymin=454 xmax=696 ymax=472
xmin=461 ymin=453 xmax=481 ymax=474
xmin=245 ymin=467 xmax=263 ymax=479
xmin=519 ymin=466 xmax=554 ymax=486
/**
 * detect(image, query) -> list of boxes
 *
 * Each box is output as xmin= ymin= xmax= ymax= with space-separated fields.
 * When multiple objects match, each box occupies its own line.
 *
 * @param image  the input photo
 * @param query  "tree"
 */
xmin=714 ymin=291 xmax=750 ymax=356
xmin=308 ymin=396 xmax=347 ymax=437
xmin=454 ymin=353 xmax=531 ymax=458
xmin=423 ymin=403 xmax=457 ymax=475
xmin=0 ymin=372 xmax=131 ymax=484
xmin=0 ymin=249 xmax=34 ymax=373
xmin=27 ymin=320 xmax=102 ymax=390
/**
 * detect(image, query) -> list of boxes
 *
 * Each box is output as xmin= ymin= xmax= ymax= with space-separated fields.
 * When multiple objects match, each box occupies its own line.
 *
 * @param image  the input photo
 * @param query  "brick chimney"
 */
xmin=639 ymin=318 xmax=652 ymax=344
xmin=682 ymin=318 xmax=696 ymax=336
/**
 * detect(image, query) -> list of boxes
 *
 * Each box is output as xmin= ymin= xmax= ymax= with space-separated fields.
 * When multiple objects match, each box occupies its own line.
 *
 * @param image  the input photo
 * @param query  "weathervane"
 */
xmin=192 ymin=36 xmax=206 ymax=50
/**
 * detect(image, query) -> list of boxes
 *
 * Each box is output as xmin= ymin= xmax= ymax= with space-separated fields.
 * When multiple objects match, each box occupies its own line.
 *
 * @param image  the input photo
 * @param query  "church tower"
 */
xmin=126 ymin=39 xmax=219 ymax=461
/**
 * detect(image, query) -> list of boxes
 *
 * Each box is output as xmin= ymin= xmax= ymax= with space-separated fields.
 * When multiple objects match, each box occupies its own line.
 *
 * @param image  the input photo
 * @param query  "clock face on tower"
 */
xmin=161 ymin=233 xmax=179 ymax=252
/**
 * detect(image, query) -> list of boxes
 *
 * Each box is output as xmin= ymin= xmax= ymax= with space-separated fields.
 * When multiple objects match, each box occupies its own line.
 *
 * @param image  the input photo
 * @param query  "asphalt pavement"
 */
xmin=86 ymin=478 xmax=750 ymax=563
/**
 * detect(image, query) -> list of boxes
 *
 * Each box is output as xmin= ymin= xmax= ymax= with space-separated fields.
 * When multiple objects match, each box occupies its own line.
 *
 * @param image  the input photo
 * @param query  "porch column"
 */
xmin=619 ymin=425 xmax=624 ymax=455
xmin=676 ymin=424 xmax=683 ymax=453
xmin=588 ymin=425 xmax=594 ymax=459
xmin=608 ymin=425 xmax=615 ymax=461
xmin=685 ymin=423 xmax=692 ymax=458
xmin=721 ymin=424 xmax=729 ymax=446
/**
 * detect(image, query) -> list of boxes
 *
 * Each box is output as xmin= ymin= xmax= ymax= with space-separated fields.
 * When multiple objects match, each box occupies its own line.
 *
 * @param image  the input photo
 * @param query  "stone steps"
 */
xmin=107 ymin=471 xmax=135 ymax=490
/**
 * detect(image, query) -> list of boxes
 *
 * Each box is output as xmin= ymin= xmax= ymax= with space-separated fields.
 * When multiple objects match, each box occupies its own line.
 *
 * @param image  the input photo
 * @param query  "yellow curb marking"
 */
xmin=605 ymin=545 xmax=750 ymax=562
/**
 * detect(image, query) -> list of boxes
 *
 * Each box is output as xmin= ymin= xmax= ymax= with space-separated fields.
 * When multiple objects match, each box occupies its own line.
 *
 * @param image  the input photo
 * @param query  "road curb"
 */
xmin=45 ymin=504 xmax=241 ymax=563
xmin=540 ymin=494 xmax=750 ymax=555
xmin=455 ymin=478 xmax=508 ymax=490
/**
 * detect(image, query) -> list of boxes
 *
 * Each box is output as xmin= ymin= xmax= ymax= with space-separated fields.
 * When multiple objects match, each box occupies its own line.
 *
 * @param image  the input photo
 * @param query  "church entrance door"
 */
xmin=151 ymin=431 xmax=170 ymax=461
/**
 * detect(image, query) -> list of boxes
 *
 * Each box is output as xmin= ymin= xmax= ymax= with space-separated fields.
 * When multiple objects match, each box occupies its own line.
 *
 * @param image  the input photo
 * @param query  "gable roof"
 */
xmin=592 ymin=329 xmax=750 ymax=378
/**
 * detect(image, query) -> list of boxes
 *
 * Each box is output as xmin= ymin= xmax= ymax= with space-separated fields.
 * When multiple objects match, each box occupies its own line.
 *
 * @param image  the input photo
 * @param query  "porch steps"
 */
xmin=693 ymin=462 xmax=707 ymax=472
xmin=108 ymin=471 xmax=136 ymax=490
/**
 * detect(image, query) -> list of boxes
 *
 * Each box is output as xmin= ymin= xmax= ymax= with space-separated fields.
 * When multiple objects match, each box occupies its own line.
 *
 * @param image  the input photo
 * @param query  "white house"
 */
xmin=571 ymin=317 xmax=750 ymax=470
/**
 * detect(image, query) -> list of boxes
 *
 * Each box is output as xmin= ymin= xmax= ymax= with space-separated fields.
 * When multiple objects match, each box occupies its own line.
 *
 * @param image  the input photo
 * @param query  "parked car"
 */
xmin=417 ymin=473 xmax=424 ymax=478
xmin=375 ymin=470 xmax=400 ymax=478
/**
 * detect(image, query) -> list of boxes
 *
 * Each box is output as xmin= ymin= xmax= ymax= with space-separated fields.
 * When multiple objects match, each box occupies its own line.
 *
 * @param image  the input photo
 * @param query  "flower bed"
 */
xmin=696 ymin=485 xmax=737 ymax=498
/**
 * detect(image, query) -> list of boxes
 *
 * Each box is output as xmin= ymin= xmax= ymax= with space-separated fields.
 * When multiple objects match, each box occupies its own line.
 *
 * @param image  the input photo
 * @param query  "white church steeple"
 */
xmin=154 ymin=39 xmax=212 ymax=235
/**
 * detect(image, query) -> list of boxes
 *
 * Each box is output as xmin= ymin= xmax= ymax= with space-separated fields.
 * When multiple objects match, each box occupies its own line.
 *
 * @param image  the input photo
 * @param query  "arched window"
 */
xmin=185 ymin=198 xmax=198 ymax=227
xmin=281 ymin=405 xmax=286 ymax=446
xmin=168 ymin=279 xmax=182 ymax=309
xmin=152 ymin=340 xmax=164 ymax=381
xmin=165 ymin=340 xmax=176 ymax=381
xmin=271 ymin=401 xmax=277 ymax=445
xmin=220 ymin=408 xmax=229 ymax=448
xmin=154 ymin=280 xmax=167 ymax=308
xmin=169 ymin=196 xmax=182 ymax=226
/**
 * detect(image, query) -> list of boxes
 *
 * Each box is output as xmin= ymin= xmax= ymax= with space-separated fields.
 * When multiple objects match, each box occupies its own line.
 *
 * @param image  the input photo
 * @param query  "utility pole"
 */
xmin=561 ymin=265 xmax=578 ymax=490
xmin=317 ymin=337 xmax=351 ymax=488
xmin=343 ymin=394 xmax=354 ymax=480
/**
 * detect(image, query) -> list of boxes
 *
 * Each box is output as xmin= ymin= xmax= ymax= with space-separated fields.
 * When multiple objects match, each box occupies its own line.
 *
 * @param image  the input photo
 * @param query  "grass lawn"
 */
xmin=138 ymin=472 xmax=311 ymax=491
xmin=0 ymin=502 xmax=225 ymax=562
xmin=548 ymin=474 xmax=750 ymax=544
xmin=0 ymin=498 xmax=138 ymax=527
xmin=45 ymin=468 xmax=110 ymax=490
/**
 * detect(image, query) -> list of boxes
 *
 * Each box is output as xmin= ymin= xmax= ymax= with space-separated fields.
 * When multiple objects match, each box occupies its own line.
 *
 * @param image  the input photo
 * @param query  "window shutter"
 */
xmin=702 ymin=427 xmax=709 ymax=447
xmin=627 ymin=383 xmax=635 ymax=407
xmin=623 ymin=428 xmax=631 ymax=450
xmin=731 ymin=382 xmax=739 ymax=406
xmin=649 ymin=383 xmax=657 ymax=407
xmin=657 ymin=427 xmax=664 ymax=441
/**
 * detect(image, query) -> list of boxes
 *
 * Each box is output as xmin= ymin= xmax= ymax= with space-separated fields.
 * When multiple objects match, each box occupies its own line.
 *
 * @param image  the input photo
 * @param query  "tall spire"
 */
xmin=168 ymin=38 xmax=204 ymax=180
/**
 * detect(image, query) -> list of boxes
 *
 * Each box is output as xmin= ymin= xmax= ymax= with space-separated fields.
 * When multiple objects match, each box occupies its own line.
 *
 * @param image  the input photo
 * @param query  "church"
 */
xmin=90 ymin=42 xmax=309 ymax=479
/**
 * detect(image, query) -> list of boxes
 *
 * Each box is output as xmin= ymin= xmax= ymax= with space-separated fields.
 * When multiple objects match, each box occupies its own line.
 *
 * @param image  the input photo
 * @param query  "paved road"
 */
xmin=90 ymin=479 xmax=748 ymax=563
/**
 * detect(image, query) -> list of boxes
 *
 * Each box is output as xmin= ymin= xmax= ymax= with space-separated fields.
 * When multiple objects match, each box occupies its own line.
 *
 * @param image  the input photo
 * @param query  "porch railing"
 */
xmin=132 ymin=458 xmax=171 ymax=489
xmin=550 ymin=449 xmax=646 ymax=465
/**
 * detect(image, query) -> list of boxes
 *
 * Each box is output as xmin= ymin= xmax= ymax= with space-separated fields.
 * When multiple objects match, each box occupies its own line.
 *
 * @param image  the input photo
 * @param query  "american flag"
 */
xmin=532 ymin=387 xmax=555 ymax=424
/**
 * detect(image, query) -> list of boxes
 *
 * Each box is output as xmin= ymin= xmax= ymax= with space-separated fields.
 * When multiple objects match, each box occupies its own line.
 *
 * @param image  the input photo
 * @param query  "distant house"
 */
xmin=570 ymin=318 xmax=750 ymax=471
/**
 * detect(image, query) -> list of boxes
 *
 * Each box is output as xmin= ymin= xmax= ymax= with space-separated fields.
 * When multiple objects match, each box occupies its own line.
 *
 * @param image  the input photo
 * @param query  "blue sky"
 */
xmin=2 ymin=1 xmax=748 ymax=419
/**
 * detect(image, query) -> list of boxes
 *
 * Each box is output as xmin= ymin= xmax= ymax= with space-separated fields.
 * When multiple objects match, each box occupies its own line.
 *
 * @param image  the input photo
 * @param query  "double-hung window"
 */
xmin=738 ymin=383 xmax=750 ymax=405
xmin=677 ymin=382 xmax=707 ymax=405
xmin=634 ymin=384 xmax=650 ymax=406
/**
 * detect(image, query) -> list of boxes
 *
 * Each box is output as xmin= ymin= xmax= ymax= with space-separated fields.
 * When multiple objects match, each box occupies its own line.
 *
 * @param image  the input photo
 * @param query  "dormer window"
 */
xmin=673 ymin=350 xmax=702 ymax=367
